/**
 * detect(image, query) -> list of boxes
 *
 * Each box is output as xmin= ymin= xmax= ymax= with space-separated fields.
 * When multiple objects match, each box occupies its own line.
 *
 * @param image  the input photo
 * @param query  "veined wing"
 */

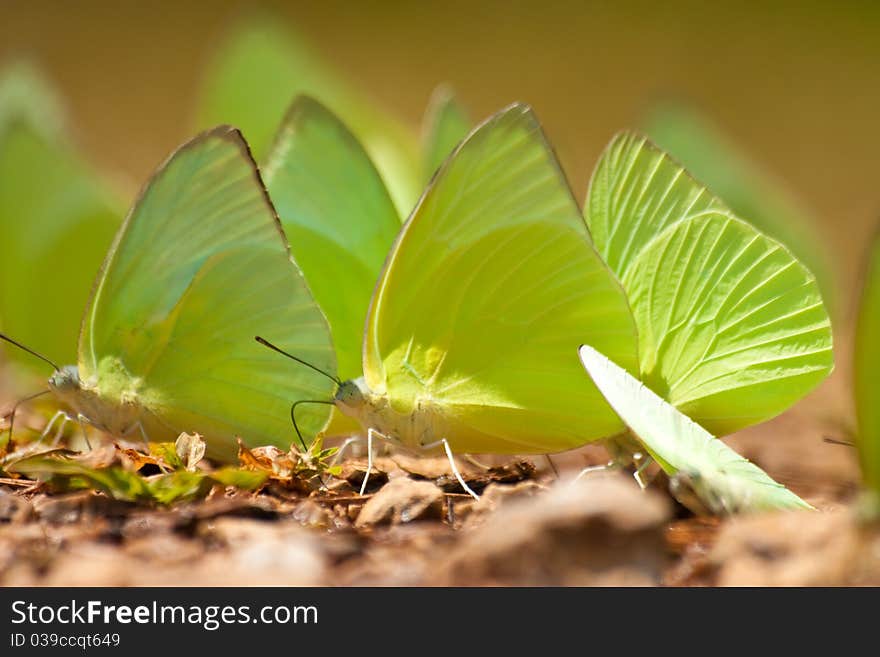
xmin=264 ymin=96 xmax=400 ymax=382
xmin=364 ymin=104 xmax=638 ymax=453
xmin=421 ymin=85 xmax=470 ymax=185
xmin=586 ymin=133 xmax=833 ymax=434
xmin=79 ymin=127 xmax=335 ymax=459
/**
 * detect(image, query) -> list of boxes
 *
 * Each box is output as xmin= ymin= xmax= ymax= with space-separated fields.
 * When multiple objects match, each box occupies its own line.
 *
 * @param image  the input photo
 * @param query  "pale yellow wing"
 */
xmin=364 ymin=105 xmax=638 ymax=453
xmin=80 ymin=127 xmax=335 ymax=460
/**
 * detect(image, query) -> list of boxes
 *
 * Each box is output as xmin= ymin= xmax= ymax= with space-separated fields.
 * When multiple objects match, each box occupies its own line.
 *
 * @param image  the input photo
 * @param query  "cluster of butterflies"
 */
xmin=0 ymin=56 xmax=836 ymax=515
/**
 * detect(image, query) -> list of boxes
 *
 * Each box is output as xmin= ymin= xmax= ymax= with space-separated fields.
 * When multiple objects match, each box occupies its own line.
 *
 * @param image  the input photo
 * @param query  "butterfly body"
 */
xmin=6 ymin=126 xmax=337 ymax=461
xmin=47 ymin=361 xmax=154 ymax=437
xmin=333 ymin=377 xmax=444 ymax=452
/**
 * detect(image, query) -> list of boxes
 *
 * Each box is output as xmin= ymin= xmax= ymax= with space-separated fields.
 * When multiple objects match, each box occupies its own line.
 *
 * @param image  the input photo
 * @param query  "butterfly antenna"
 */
xmin=4 ymin=389 xmax=52 ymax=447
xmin=290 ymin=399 xmax=335 ymax=451
xmin=0 ymin=333 xmax=60 ymax=371
xmin=255 ymin=336 xmax=340 ymax=385
xmin=823 ymin=435 xmax=855 ymax=448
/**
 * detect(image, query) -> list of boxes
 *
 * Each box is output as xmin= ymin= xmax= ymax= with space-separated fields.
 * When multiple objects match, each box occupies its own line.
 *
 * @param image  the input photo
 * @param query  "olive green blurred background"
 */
xmin=2 ymin=0 xmax=878 ymax=298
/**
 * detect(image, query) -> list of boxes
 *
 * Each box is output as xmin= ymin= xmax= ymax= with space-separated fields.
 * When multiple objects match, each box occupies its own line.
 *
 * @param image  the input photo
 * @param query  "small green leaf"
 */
xmin=148 ymin=470 xmax=213 ymax=505
xmin=210 ymin=467 xmax=267 ymax=490
xmin=9 ymin=453 xmax=267 ymax=505
xmin=10 ymin=456 xmax=152 ymax=502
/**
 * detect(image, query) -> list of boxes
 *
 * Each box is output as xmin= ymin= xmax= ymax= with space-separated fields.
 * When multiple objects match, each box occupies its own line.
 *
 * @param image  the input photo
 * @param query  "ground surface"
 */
xmin=1 ymin=361 xmax=876 ymax=587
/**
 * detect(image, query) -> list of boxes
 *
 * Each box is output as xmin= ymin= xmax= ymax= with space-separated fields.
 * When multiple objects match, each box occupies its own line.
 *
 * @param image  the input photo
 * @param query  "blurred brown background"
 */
xmin=2 ymin=0 xmax=879 ymax=298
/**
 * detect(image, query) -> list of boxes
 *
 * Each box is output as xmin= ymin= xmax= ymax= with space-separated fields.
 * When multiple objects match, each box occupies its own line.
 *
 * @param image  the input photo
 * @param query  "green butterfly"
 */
xmin=0 ymin=63 xmax=121 ymax=381
xmin=578 ymin=132 xmax=833 ymax=511
xmin=585 ymin=132 xmax=833 ymax=437
xmin=579 ymin=344 xmax=812 ymax=515
xmin=263 ymin=100 xmax=832 ymax=505
xmin=420 ymin=85 xmax=471 ymax=185
xmin=4 ymin=127 xmax=335 ymax=462
xmin=855 ymin=228 xmax=880 ymax=515
xmin=263 ymin=102 xmax=638 ymax=470
xmin=262 ymin=93 xmax=469 ymax=435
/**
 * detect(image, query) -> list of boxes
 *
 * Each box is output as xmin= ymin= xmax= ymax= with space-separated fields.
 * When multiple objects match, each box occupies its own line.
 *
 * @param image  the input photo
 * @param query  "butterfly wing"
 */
xmin=855 ymin=230 xmax=880 ymax=493
xmin=264 ymin=97 xmax=402 ymax=435
xmin=79 ymin=127 xmax=335 ymax=460
xmin=363 ymin=104 xmax=638 ymax=454
xmin=586 ymin=133 xmax=833 ymax=434
xmin=579 ymin=344 xmax=811 ymax=514
xmin=0 ymin=64 xmax=120 ymax=376
xmin=0 ymin=60 xmax=65 ymax=139
xmin=421 ymin=85 xmax=470 ymax=185
xmin=197 ymin=18 xmax=420 ymax=216
xmin=643 ymin=102 xmax=834 ymax=305
xmin=264 ymin=97 xmax=400 ymax=382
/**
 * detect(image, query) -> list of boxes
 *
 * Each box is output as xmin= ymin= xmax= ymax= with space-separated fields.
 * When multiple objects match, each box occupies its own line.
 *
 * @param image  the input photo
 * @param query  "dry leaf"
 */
xmin=237 ymin=437 xmax=340 ymax=491
xmin=175 ymin=433 xmax=206 ymax=471
xmin=114 ymin=444 xmax=166 ymax=472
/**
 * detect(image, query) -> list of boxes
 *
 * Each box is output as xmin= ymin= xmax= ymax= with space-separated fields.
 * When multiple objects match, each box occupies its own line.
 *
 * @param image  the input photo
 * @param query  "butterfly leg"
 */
xmin=422 ymin=438 xmax=480 ymax=501
xmin=632 ymin=452 xmax=655 ymax=490
xmin=51 ymin=414 xmax=71 ymax=447
xmin=331 ymin=436 xmax=362 ymax=466
xmin=76 ymin=414 xmax=92 ymax=451
xmin=3 ymin=388 xmax=51 ymax=446
xmin=442 ymin=439 xmax=480 ymax=501
xmin=462 ymin=454 xmax=490 ymax=470
xmin=573 ymin=460 xmax=615 ymax=482
xmin=136 ymin=422 xmax=150 ymax=448
xmin=38 ymin=410 xmax=65 ymax=443
xmin=544 ymin=454 xmax=560 ymax=480
xmin=359 ymin=428 xmax=377 ymax=496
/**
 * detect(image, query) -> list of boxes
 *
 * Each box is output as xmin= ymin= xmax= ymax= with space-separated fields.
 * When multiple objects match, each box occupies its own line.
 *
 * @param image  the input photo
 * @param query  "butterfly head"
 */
xmin=48 ymin=365 xmax=83 ymax=394
xmin=669 ymin=469 xmax=735 ymax=516
xmin=333 ymin=378 xmax=368 ymax=413
xmin=47 ymin=364 xmax=88 ymax=417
